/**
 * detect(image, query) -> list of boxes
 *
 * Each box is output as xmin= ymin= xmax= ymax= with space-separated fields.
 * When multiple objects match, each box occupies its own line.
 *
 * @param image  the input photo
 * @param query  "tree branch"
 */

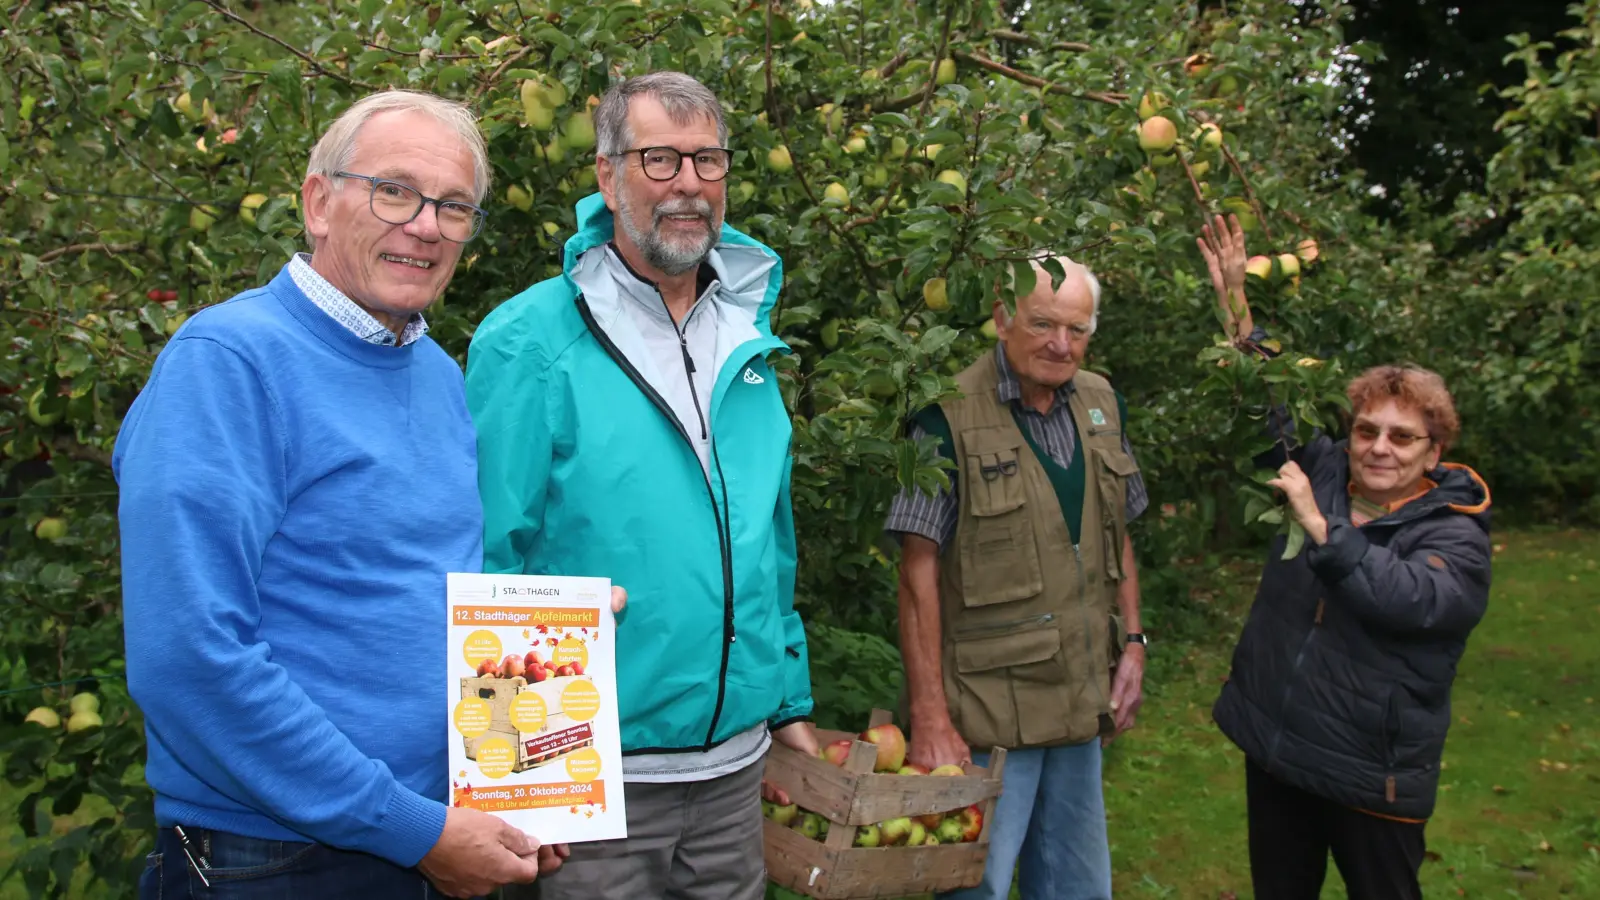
xmin=987 ymin=29 xmax=1091 ymax=53
xmin=952 ymin=50 xmax=1126 ymax=105
xmin=199 ymin=0 xmax=373 ymax=89
xmin=920 ymin=1 xmax=960 ymax=118
xmin=37 ymin=242 xmax=142 ymax=264
xmin=1220 ymin=144 xmax=1276 ymax=244
xmin=877 ymin=50 xmax=910 ymax=81
xmin=474 ymin=45 xmax=534 ymax=100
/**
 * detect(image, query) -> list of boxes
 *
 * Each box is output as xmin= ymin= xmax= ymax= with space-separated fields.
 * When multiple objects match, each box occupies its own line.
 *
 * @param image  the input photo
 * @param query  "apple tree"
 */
xmin=3 ymin=0 xmax=1590 ymax=893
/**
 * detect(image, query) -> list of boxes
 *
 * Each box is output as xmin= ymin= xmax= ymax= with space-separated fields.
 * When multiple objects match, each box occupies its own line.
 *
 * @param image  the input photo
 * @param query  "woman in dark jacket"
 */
xmin=1197 ymin=215 xmax=1493 ymax=900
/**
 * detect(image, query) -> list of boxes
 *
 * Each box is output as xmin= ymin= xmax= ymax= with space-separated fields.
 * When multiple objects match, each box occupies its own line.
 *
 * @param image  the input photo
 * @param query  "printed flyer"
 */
xmin=446 ymin=572 xmax=626 ymax=843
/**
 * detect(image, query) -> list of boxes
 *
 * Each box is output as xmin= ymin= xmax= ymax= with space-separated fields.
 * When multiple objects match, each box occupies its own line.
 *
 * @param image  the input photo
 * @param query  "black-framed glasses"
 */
xmin=334 ymin=171 xmax=486 ymax=243
xmin=613 ymin=147 xmax=733 ymax=182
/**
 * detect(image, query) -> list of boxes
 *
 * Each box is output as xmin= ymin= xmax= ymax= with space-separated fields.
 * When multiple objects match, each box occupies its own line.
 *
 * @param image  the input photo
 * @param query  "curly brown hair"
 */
xmin=1346 ymin=365 xmax=1461 ymax=453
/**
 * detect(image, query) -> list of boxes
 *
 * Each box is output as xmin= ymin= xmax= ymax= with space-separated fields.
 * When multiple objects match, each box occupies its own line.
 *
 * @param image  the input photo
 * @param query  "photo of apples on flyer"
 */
xmin=446 ymin=572 xmax=627 ymax=843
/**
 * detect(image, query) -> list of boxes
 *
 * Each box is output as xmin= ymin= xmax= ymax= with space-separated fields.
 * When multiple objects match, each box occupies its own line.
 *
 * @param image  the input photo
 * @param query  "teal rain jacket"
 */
xmin=465 ymin=193 xmax=813 ymax=753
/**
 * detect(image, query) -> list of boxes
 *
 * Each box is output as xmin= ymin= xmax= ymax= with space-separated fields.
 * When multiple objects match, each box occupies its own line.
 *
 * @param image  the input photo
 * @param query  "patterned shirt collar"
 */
xmin=994 ymin=342 xmax=1076 ymax=410
xmin=288 ymin=253 xmax=428 ymax=347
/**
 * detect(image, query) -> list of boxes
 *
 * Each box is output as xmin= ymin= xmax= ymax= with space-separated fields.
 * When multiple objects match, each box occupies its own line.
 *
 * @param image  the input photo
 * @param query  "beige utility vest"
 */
xmin=937 ymin=351 xmax=1138 ymax=750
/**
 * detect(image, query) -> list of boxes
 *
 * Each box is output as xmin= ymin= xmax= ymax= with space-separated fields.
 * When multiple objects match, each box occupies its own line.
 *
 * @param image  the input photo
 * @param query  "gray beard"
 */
xmin=616 ymin=189 xmax=722 ymax=276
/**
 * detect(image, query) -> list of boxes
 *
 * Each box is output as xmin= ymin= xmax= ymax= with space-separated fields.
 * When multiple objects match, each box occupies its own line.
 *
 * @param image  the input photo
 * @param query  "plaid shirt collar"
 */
xmin=994 ymin=343 xmax=1076 ymax=410
xmin=288 ymin=253 xmax=429 ymax=347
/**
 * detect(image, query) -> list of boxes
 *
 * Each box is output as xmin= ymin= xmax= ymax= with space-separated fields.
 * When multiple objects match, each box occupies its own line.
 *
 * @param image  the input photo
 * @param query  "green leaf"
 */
xmin=148 ymin=100 xmax=182 ymax=139
xmin=268 ymin=60 xmax=304 ymax=117
xmin=1281 ymin=520 xmax=1307 ymax=560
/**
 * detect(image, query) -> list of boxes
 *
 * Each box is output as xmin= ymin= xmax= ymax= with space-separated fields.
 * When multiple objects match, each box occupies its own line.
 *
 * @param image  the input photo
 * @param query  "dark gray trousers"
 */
xmin=507 ymin=752 xmax=768 ymax=900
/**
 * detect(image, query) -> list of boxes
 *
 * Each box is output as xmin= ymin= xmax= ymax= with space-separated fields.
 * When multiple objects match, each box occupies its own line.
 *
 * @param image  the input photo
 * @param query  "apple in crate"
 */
xmin=935 ymin=816 xmax=965 ymax=844
xmin=501 ymin=654 xmax=526 ymax=679
xmin=930 ymin=763 xmax=966 ymax=776
xmin=959 ymin=805 xmax=984 ymax=842
xmin=853 ymin=823 xmax=882 ymax=847
xmin=820 ymin=738 xmax=854 ymax=767
xmin=878 ymin=816 xmax=914 ymax=846
xmin=792 ymin=812 xmax=824 ymax=840
xmin=768 ymin=803 xmax=798 ymax=827
xmin=476 ymin=658 xmax=502 ymax=678
xmin=858 ymin=723 xmax=907 ymax=772
xmin=897 ymin=763 xmax=929 ymax=775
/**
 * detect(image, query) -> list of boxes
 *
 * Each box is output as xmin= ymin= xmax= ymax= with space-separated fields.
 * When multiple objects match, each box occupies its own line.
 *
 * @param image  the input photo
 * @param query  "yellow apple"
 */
xmin=922 ymin=277 xmax=949 ymax=311
xmin=767 ymin=145 xmax=793 ymax=172
xmin=822 ymin=182 xmax=850 ymax=207
xmin=239 ymin=193 xmax=268 ymax=226
xmin=1138 ymin=116 xmax=1177 ymax=153
xmin=1245 ymin=255 xmax=1272 ymax=279
xmin=935 ymin=169 xmax=967 ymax=194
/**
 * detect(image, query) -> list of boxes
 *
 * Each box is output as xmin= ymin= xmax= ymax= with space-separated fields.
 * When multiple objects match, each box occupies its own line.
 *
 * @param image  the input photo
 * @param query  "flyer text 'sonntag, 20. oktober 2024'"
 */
xmin=446 ymin=573 xmax=626 ymax=843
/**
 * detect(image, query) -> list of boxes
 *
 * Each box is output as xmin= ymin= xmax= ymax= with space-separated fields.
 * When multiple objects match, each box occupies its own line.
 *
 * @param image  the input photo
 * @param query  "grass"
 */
xmin=1103 ymin=527 xmax=1600 ymax=898
xmin=9 ymin=531 xmax=1598 ymax=899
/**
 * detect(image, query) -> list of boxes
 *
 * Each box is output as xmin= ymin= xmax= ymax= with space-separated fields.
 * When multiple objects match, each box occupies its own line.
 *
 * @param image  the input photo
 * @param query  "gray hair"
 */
xmin=306 ymin=89 xmax=491 ymax=204
xmin=1001 ymin=256 xmax=1102 ymax=333
xmin=594 ymin=72 xmax=729 ymax=158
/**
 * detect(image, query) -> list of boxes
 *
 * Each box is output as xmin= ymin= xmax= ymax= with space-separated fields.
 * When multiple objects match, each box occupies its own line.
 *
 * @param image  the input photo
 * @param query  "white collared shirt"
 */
xmin=288 ymin=253 xmax=429 ymax=347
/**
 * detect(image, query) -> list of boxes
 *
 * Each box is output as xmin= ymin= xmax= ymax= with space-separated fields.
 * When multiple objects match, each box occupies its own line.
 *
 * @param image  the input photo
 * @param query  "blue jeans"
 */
xmin=940 ymin=741 xmax=1112 ymax=900
xmin=139 ymin=826 xmax=456 ymax=900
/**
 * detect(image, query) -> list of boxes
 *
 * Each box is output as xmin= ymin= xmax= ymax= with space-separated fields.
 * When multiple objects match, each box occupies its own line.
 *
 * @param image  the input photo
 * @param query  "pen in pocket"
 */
xmin=172 ymin=825 xmax=212 ymax=888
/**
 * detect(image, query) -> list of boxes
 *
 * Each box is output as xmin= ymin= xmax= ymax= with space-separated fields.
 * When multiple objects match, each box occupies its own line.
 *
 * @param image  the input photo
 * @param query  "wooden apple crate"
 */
xmin=459 ymin=674 xmax=595 ymax=774
xmin=762 ymin=709 xmax=1006 ymax=900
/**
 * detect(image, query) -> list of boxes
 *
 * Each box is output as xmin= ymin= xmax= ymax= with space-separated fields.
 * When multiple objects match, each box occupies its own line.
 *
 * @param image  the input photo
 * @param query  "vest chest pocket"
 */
xmin=959 ymin=445 xmax=1045 ymax=607
xmin=1092 ymin=447 xmax=1140 ymax=581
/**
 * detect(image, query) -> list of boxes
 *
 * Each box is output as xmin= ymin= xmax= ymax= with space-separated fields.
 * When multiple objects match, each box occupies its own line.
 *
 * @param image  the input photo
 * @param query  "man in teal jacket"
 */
xmin=465 ymin=72 xmax=817 ymax=899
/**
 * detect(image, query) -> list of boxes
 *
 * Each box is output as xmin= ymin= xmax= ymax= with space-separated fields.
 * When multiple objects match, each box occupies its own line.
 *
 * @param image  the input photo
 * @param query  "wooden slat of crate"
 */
xmin=764 ymin=819 xmax=989 ymax=900
xmin=764 ymin=729 xmax=1002 ymax=825
xmin=761 ymin=709 xmax=1008 ymax=899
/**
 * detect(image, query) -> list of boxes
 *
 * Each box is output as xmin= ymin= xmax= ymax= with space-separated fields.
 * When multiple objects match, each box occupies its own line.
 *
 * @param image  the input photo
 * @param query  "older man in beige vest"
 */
xmin=884 ymin=258 xmax=1148 ymax=900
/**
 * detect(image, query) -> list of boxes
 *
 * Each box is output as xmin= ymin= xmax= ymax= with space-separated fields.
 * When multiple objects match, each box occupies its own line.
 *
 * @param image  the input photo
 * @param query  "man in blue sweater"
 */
xmin=115 ymin=90 xmax=579 ymax=899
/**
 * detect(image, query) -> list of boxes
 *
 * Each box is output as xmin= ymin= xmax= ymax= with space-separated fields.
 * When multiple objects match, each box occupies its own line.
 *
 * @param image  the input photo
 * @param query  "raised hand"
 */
xmin=1196 ymin=213 xmax=1254 ymax=340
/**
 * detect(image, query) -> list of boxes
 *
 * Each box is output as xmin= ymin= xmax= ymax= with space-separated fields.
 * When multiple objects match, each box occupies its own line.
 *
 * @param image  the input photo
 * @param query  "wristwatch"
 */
xmin=1125 ymin=632 xmax=1149 ymax=647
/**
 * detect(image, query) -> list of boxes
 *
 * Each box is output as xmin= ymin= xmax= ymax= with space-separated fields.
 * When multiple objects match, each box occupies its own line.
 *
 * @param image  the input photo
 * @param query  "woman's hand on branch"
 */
xmin=1197 ymin=213 xmax=1254 ymax=341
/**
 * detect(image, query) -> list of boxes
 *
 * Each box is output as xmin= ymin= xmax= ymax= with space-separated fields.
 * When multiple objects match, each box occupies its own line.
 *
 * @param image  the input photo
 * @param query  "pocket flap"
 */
xmin=1098 ymin=450 xmax=1141 ymax=476
xmin=955 ymin=627 xmax=1061 ymax=674
xmin=965 ymin=446 xmax=1026 ymax=517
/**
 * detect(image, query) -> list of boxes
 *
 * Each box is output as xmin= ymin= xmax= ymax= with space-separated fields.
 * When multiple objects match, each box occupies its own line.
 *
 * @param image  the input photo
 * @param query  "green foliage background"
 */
xmin=1 ymin=0 xmax=1597 ymax=894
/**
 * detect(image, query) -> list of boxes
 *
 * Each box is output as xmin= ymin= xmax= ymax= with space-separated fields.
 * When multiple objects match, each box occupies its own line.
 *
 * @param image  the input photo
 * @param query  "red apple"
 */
xmin=556 ymin=664 xmax=574 ymax=677
xmin=570 ymin=660 xmax=584 ymax=676
xmin=858 ymin=723 xmax=907 ymax=773
xmin=917 ymin=812 xmax=944 ymax=830
xmin=502 ymin=654 xmax=526 ymax=679
xmin=476 ymin=658 xmax=502 ymax=678
xmin=528 ymin=665 xmax=548 ymax=683
xmin=959 ymin=805 xmax=983 ymax=842
xmin=524 ymin=650 xmax=543 ymax=669
xmin=821 ymin=739 xmax=854 ymax=767
xmin=897 ymin=763 xmax=929 ymax=775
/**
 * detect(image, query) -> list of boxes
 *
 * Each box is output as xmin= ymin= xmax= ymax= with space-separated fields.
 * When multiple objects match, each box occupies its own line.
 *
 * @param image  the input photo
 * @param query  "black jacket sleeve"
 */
xmin=1307 ymin=515 xmax=1492 ymax=638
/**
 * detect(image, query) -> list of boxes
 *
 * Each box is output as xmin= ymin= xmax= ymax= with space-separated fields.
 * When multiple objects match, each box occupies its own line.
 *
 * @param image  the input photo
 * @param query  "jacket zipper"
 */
xmin=1266 ymin=596 xmax=1323 ymax=765
xmin=662 ymin=293 xmax=710 ymax=441
xmin=576 ymin=294 xmax=737 ymax=750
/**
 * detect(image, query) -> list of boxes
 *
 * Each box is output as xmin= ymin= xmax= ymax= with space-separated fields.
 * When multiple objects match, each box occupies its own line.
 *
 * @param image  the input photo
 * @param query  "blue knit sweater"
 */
xmin=114 ymin=266 xmax=482 ymax=866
